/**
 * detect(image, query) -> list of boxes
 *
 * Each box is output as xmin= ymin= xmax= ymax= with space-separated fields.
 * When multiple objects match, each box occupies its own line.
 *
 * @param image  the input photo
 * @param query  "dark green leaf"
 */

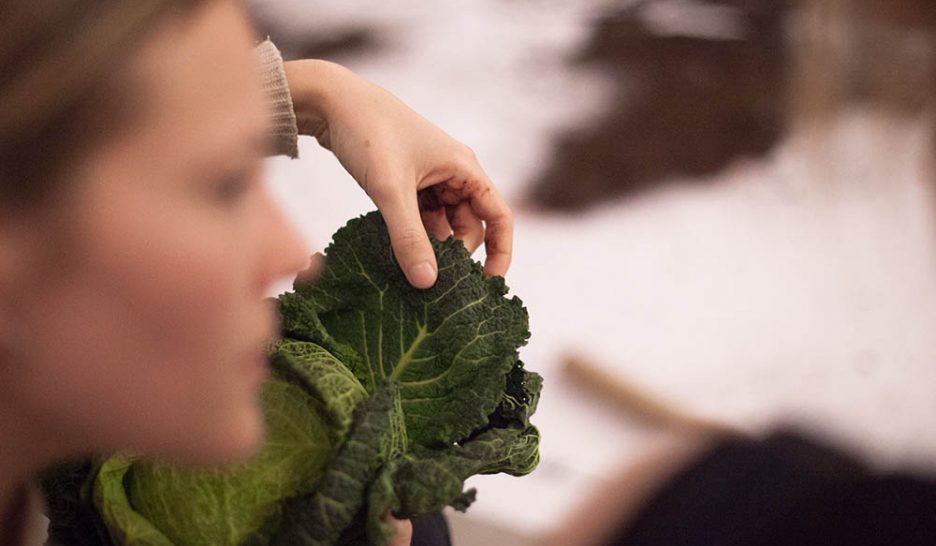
xmin=285 ymin=212 xmax=531 ymax=448
xmin=269 ymin=384 xmax=397 ymax=546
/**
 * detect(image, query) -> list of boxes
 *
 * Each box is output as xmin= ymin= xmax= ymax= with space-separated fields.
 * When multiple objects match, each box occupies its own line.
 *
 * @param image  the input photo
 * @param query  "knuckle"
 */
xmin=361 ymin=165 xmax=405 ymax=202
xmin=365 ymin=178 xmax=394 ymax=202
xmin=457 ymin=144 xmax=479 ymax=167
xmin=459 ymin=143 xmax=476 ymax=158
xmin=491 ymin=209 xmax=513 ymax=231
xmin=395 ymin=226 xmax=426 ymax=249
xmin=452 ymin=224 xmax=472 ymax=238
xmin=499 ymin=200 xmax=515 ymax=220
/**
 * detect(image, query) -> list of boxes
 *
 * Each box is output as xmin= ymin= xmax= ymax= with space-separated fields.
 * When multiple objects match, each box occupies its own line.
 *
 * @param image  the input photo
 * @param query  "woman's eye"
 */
xmin=215 ymin=171 xmax=253 ymax=204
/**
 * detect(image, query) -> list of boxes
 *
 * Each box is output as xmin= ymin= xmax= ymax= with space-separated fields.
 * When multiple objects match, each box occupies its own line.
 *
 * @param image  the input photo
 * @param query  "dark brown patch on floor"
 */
xmin=276 ymin=27 xmax=379 ymax=63
xmin=250 ymin=9 xmax=380 ymax=63
xmin=528 ymin=0 xmax=789 ymax=212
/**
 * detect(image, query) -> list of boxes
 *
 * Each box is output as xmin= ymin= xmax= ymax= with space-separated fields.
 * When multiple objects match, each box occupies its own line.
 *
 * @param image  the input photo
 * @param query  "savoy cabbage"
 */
xmin=42 ymin=211 xmax=541 ymax=546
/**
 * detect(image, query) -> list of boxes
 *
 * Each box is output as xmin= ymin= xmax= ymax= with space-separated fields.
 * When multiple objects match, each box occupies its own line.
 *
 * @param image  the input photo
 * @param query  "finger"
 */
xmin=467 ymin=178 xmax=513 ymax=276
xmin=420 ymin=206 xmax=453 ymax=242
xmin=293 ymin=252 xmax=326 ymax=288
xmin=378 ymin=192 xmax=438 ymax=288
xmin=383 ymin=516 xmax=413 ymax=546
xmin=449 ymin=201 xmax=484 ymax=253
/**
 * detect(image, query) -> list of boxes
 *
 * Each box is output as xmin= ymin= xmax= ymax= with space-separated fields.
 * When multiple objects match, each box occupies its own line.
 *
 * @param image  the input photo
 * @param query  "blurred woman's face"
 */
xmin=0 ymin=0 xmax=308 ymax=465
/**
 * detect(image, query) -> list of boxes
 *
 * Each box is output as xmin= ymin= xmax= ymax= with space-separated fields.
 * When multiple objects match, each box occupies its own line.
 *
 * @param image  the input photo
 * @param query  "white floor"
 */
xmin=258 ymin=1 xmax=936 ymax=542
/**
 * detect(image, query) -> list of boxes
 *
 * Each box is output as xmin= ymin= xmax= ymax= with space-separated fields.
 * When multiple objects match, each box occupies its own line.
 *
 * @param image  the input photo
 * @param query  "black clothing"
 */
xmin=609 ymin=431 xmax=936 ymax=546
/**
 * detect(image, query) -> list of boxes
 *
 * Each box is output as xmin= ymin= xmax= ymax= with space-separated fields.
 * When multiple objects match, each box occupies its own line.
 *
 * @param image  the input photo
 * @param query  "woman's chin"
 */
xmin=206 ymin=410 xmax=267 ymax=465
xmin=158 ymin=406 xmax=267 ymax=467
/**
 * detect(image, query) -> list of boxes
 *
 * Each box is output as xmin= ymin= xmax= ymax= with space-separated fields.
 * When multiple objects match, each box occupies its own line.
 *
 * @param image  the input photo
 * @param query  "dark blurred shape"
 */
xmin=529 ymin=0 xmax=789 ymax=212
xmin=859 ymin=0 xmax=936 ymax=30
xmin=290 ymin=28 xmax=377 ymax=62
xmin=260 ymin=24 xmax=379 ymax=63
xmin=249 ymin=6 xmax=379 ymax=62
xmin=782 ymin=0 xmax=936 ymax=131
xmin=411 ymin=514 xmax=453 ymax=546
xmin=607 ymin=430 xmax=936 ymax=546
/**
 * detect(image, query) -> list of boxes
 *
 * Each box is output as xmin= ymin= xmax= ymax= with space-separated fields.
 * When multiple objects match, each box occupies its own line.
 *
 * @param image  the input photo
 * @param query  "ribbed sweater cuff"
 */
xmin=255 ymin=39 xmax=299 ymax=159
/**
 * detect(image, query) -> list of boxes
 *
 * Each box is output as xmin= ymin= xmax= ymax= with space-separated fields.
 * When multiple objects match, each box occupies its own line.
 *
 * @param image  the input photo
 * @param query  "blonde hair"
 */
xmin=0 ymin=0 xmax=203 ymax=206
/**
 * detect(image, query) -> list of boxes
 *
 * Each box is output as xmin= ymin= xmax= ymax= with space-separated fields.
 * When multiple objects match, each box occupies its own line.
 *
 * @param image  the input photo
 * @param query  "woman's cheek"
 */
xmin=94 ymin=211 xmax=263 ymax=461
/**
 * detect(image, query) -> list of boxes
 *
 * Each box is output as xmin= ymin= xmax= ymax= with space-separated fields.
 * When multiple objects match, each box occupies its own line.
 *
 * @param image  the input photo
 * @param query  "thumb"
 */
xmin=380 ymin=195 xmax=438 ymax=289
xmin=384 ymin=516 xmax=413 ymax=546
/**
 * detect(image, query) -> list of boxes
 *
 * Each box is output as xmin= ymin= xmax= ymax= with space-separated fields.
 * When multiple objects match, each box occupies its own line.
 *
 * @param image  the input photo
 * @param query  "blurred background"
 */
xmin=252 ymin=1 xmax=936 ymax=544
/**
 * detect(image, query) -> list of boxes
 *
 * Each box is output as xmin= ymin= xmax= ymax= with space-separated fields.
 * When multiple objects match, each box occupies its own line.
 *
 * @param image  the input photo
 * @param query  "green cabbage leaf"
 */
xmin=42 ymin=211 xmax=541 ymax=545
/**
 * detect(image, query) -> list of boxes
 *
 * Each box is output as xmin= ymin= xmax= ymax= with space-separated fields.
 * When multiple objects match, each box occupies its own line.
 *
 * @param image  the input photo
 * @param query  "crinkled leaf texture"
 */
xmin=41 ymin=211 xmax=541 ymax=546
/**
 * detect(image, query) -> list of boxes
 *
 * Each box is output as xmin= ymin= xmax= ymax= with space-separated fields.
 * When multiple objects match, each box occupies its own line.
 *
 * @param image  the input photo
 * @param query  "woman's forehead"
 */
xmin=127 ymin=1 xmax=268 ymax=161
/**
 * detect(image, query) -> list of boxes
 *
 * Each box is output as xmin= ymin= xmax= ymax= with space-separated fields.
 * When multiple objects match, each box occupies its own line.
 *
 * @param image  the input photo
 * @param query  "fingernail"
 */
xmin=408 ymin=262 xmax=436 ymax=288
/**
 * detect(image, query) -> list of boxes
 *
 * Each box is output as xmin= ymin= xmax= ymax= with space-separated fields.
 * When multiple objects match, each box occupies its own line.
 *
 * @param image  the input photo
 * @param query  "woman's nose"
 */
xmin=257 ymin=190 xmax=311 ymax=292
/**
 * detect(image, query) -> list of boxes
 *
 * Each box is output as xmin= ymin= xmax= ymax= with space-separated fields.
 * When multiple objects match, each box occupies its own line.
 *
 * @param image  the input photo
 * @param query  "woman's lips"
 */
xmin=245 ymin=308 xmax=278 ymax=383
xmin=242 ymin=351 xmax=271 ymax=384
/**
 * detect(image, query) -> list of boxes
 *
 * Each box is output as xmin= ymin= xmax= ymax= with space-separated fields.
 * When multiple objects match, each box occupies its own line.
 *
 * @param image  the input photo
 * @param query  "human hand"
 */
xmin=385 ymin=515 xmax=413 ymax=546
xmin=284 ymin=60 xmax=513 ymax=288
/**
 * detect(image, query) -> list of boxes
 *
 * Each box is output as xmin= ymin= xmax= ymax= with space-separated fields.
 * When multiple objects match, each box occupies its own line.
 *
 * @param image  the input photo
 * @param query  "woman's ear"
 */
xmin=0 ymin=213 xmax=24 ymax=290
xmin=0 ymin=306 xmax=27 ymax=363
xmin=0 ymin=217 xmax=35 ymax=361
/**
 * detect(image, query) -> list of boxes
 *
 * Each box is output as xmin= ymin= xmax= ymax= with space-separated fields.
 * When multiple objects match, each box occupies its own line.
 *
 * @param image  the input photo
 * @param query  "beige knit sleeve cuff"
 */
xmin=255 ymin=39 xmax=299 ymax=159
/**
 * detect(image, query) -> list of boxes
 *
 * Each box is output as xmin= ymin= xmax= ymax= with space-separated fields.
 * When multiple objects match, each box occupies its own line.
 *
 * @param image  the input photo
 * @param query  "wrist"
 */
xmin=283 ymin=59 xmax=356 ymax=138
